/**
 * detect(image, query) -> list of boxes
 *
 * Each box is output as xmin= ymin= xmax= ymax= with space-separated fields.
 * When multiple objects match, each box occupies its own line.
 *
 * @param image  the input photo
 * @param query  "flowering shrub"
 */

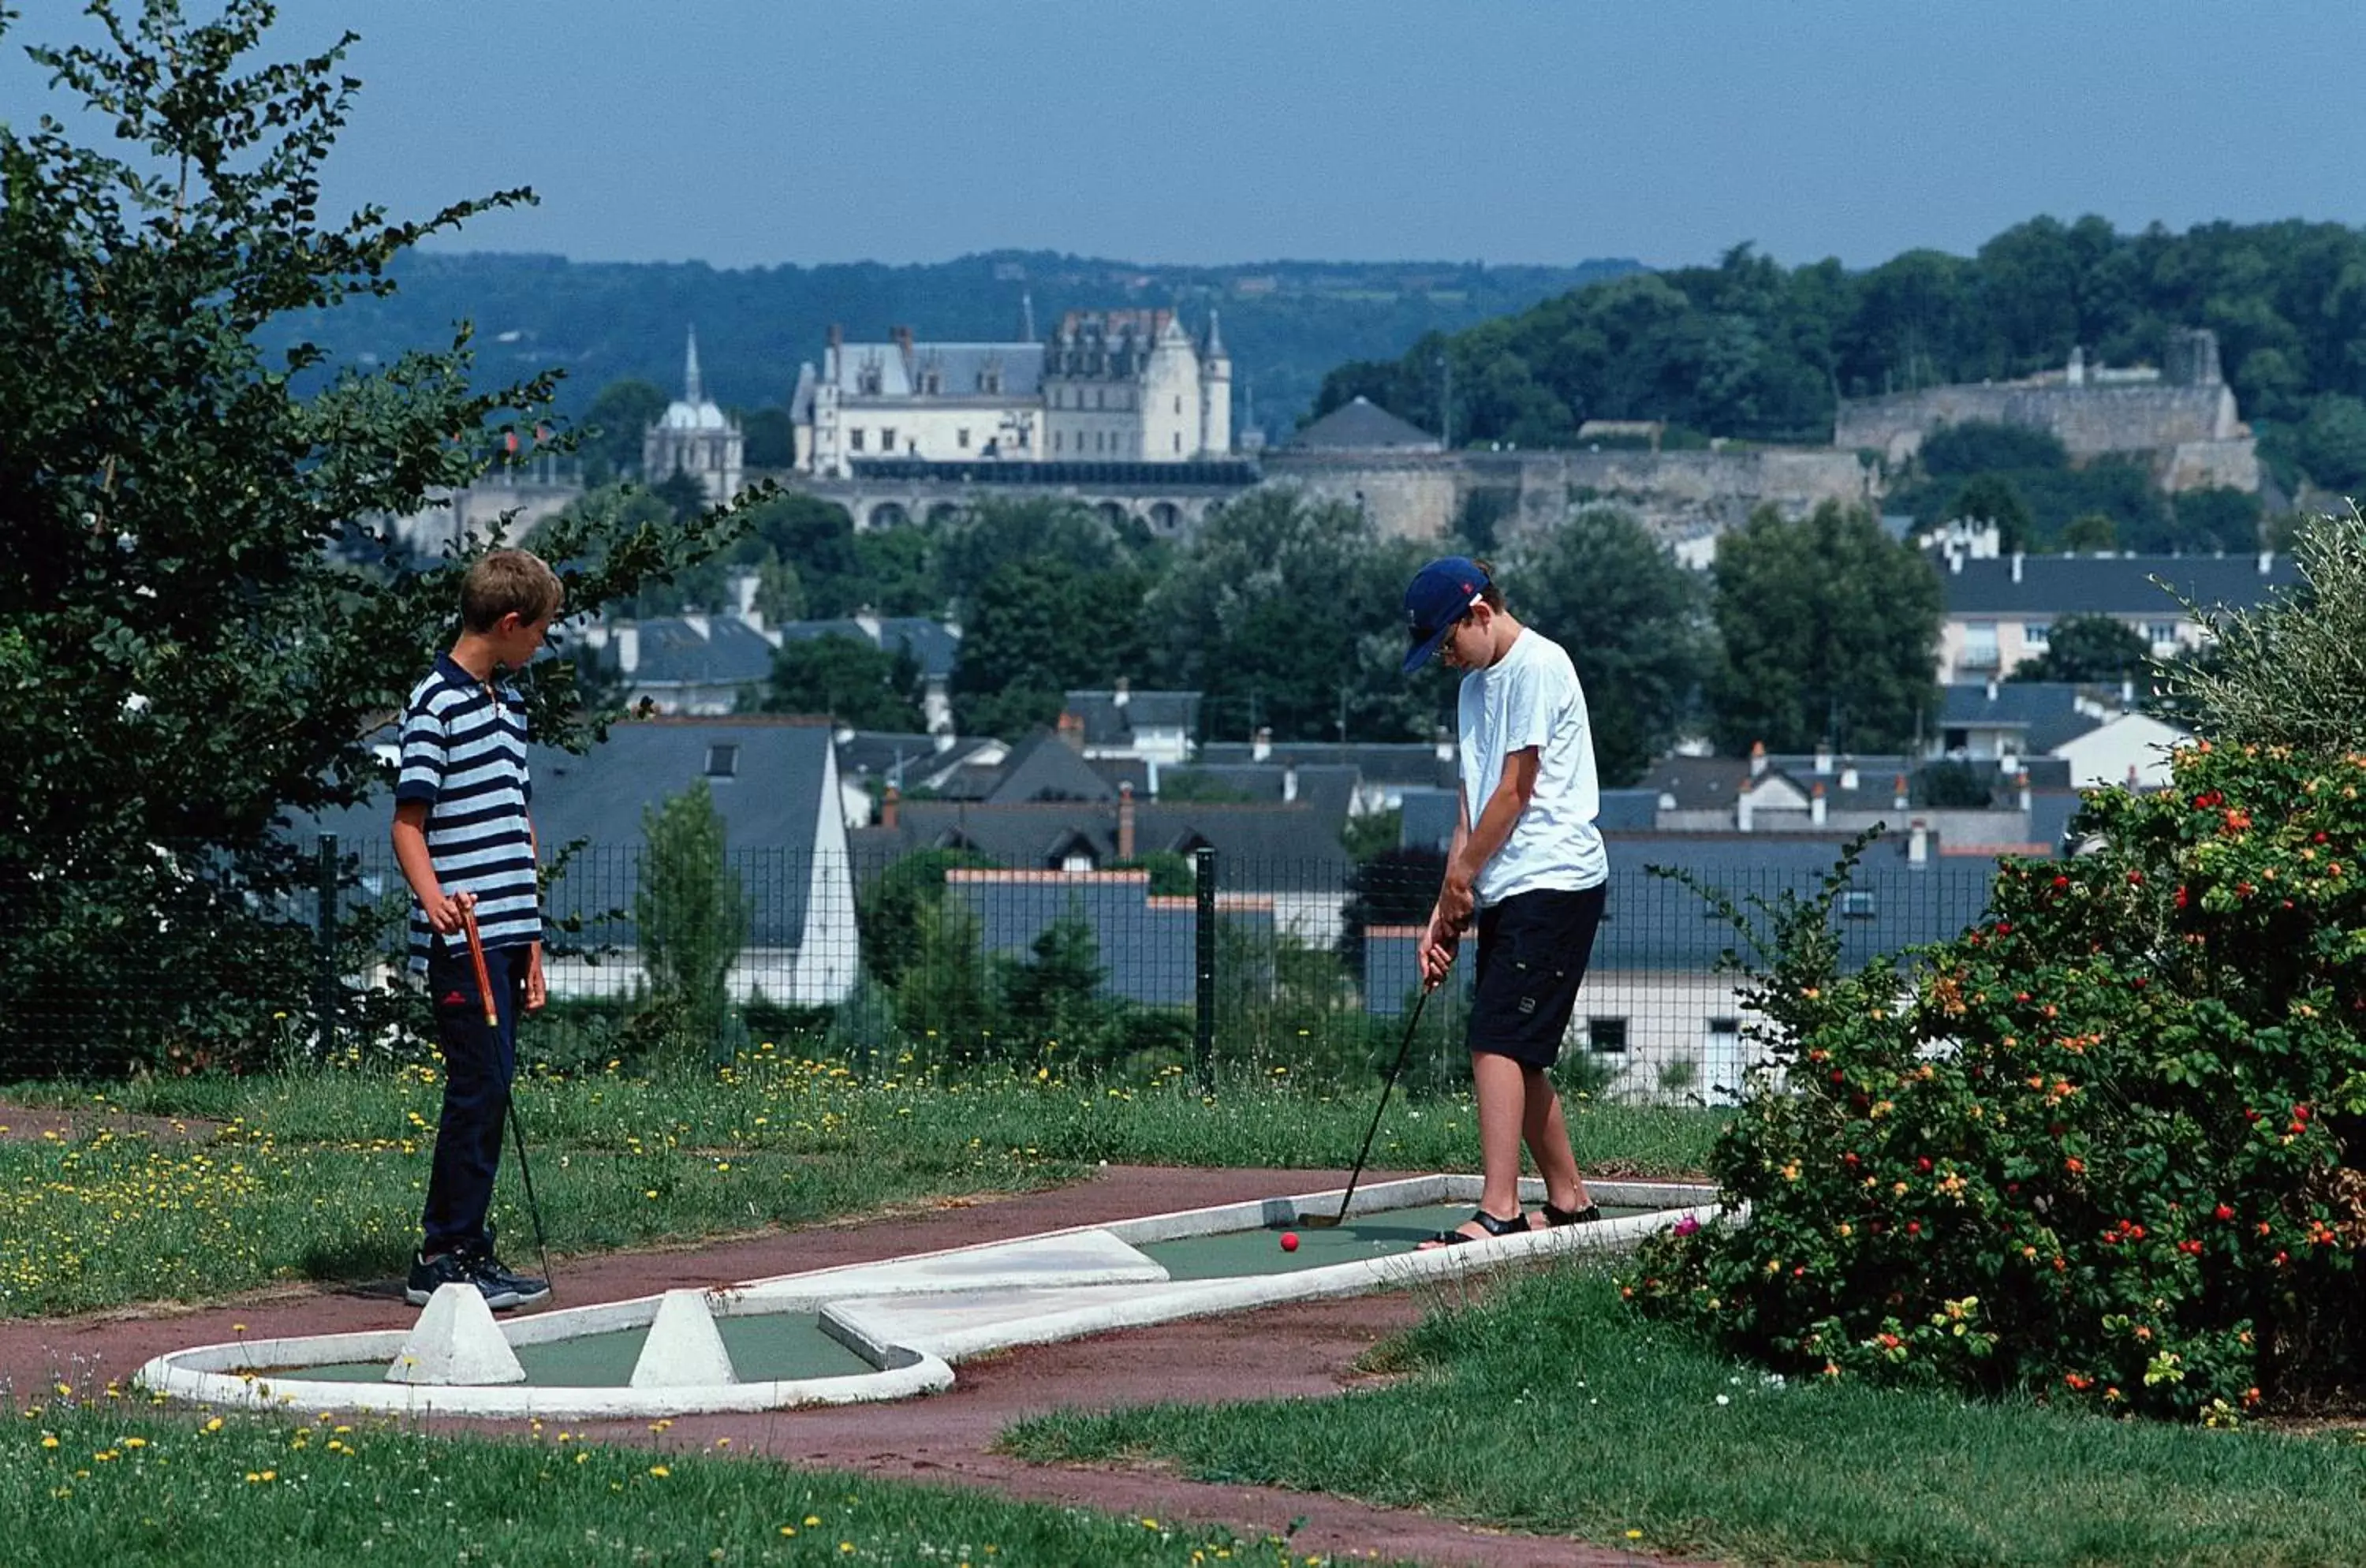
xmin=1629 ymin=741 xmax=2366 ymax=1421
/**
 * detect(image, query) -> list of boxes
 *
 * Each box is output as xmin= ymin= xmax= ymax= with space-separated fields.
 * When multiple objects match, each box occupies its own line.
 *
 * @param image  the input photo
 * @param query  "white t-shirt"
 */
xmin=1457 ymin=627 xmax=1608 ymax=906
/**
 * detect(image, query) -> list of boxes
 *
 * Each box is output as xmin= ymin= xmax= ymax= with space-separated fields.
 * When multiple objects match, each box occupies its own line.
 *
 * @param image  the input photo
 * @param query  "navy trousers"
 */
xmin=420 ymin=939 xmax=526 ymax=1255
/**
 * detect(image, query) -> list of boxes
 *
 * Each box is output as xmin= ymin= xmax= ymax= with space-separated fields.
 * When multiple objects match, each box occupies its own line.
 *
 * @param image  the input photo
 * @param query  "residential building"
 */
xmin=1366 ymin=832 xmax=1998 ymax=1105
xmin=527 ymin=718 xmax=857 ymax=1006
xmin=1936 ymin=550 xmax=2299 ymax=685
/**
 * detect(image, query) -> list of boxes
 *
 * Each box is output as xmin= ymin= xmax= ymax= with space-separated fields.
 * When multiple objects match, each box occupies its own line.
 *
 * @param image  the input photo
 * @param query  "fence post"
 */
xmin=1192 ymin=847 xmax=1217 ymax=1092
xmin=313 ymin=834 xmax=339 ymax=1060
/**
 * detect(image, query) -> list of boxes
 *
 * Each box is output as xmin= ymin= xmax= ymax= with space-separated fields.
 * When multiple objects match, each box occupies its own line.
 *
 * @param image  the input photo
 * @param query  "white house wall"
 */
xmin=791 ymin=747 xmax=862 ymax=1005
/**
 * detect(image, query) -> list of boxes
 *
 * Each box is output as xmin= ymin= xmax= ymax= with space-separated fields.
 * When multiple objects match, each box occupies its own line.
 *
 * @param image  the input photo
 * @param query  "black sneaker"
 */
xmin=405 ymin=1249 xmax=483 ymax=1308
xmin=461 ymin=1241 xmax=550 ymax=1310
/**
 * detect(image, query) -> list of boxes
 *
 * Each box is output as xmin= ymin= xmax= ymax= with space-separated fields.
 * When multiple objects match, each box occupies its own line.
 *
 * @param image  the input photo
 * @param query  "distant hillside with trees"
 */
xmin=1315 ymin=217 xmax=2366 ymax=495
xmin=255 ymin=249 xmax=1636 ymax=444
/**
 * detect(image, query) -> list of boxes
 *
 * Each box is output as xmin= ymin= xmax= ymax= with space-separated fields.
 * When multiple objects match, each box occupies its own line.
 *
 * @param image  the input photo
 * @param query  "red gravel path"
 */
xmin=0 ymin=1163 xmax=1711 ymax=1568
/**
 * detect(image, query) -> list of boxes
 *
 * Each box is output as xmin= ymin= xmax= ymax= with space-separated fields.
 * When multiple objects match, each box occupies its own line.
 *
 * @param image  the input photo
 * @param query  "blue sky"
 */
xmin=6 ymin=2 xmax=2360 ymax=271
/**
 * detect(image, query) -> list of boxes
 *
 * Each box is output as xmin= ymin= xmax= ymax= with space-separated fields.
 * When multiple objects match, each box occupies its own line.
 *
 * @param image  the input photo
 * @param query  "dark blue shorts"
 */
xmin=1467 ymin=883 xmax=1607 ymax=1068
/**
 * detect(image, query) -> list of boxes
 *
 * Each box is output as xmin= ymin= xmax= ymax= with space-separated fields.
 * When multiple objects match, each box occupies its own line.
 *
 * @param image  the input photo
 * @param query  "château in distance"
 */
xmin=789 ymin=303 xmax=1231 ymax=476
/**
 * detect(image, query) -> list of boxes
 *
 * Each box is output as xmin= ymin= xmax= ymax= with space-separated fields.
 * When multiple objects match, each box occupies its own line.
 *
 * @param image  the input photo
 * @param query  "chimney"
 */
xmin=1113 ymin=677 xmax=1130 ymax=709
xmin=2119 ymin=674 xmax=2135 ymax=706
xmin=1736 ymin=779 xmax=1754 ymax=834
xmin=1814 ymin=738 xmax=1833 ymax=776
xmin=616 ymin=625 xmax=640 ymax=675
xmin=1811 ymin=782 xmax=1828 ymax=827
xmin=2011 ymin=551 xmax=2024 ymax=584
xmin=729 ymin=569 xmax=763 ymax=630
xmin=1909 ymin=818 xmax=1929 ymax=867
xmin=1252 ymin=725 xmax=1272 ymax=763
xmin=1282 ymin=764 xmax=1300 ymax=803
xmin=1985 ymin=674 xmax=1999 ymax=703
xmin=1749 ymin=740 xmax=1767 ymax=778
xmin=2259 ymin=549 xmax=2273 ymax=574
xmin=1056 ymin=711 xmax=1085 ymax=750
xmin=1117 ymin=782 xmax=1137 ymax=860
xmin=1950 ymin=551 xmax=1964 ymax=575
xmin=880 ymin=784 xmax=900 ymax=830
xmin=1893 ymin=772 xmax=1910 ymax=811
xmin=2017 ymin=770 xmax=2032 ymax=812
xmin=827 ymin=322 xmax=843 ymax=353
xmin=891 ymin=324 xmax=913 ymax=357
xmin=1840 ymin=763 xmax=1859 ymax=792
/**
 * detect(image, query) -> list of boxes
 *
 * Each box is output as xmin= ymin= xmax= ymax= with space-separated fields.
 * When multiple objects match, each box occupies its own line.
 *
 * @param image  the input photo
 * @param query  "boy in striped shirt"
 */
xmin=392 ymin=548 xmax=562 ymax=1310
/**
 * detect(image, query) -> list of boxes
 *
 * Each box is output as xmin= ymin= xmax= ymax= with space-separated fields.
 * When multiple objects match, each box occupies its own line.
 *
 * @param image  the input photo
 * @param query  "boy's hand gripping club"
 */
xmin=459 ymin=903 xmax=499 ymax=1027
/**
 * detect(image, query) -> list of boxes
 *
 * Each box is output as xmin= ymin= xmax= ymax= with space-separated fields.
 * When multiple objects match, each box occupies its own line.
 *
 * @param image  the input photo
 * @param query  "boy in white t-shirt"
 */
xmin=1402 ymin=556 xmax=1608 ymax=1245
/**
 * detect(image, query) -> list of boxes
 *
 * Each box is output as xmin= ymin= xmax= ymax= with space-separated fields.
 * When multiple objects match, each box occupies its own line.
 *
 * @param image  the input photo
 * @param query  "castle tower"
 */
xmin=1199 ymin=309 xmax=1232 ymax=457
xmin=1141 ymin=313 xmax=1200 ymax=460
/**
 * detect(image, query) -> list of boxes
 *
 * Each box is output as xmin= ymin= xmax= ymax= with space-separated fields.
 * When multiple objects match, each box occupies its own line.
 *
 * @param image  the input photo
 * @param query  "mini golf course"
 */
xmin=136 ymin=1174 xmax=1714 ymax=1420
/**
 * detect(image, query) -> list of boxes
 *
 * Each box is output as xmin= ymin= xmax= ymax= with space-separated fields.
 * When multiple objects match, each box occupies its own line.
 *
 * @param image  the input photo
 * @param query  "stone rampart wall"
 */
xmin=1836 ymin=383 xmax=2241 ymax=468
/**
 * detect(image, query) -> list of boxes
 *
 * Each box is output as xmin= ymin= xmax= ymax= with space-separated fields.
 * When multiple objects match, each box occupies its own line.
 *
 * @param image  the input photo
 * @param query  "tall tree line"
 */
xmin=1317 ymin=218 xmax=2366 ymax=490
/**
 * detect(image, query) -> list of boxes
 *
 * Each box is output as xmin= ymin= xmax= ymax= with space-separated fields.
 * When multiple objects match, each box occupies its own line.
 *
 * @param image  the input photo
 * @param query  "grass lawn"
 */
xmin=0 ymin=1055 xmax=1716 ymax=1316
xmin=1004 ymin=1260 xmax=2366 ymax=1567
xmin=0 ymin=1400 xmax=1356 ymax=1568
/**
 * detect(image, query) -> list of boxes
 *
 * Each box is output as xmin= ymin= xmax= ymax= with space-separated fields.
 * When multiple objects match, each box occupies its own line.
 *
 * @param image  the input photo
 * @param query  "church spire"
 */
xmin=683 ymin=326 xmax=705 ymax=405
xmin=1204 ymin=308 xmax=1226 ymax=360
xmin=1020 ymin=291 xmax=1037 ymax=342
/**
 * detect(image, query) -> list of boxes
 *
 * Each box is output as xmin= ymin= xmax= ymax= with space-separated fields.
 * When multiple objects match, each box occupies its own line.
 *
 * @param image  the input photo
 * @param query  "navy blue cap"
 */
xmin=1402 ymin=556 xmax=1489 ymax=675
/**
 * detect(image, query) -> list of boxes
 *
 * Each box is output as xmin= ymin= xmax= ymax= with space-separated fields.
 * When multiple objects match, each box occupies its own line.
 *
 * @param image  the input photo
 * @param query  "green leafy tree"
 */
xmin=2171 ymin=487 xmax=2264 ymax=554
xmin=857 ymin=848 xmax=995 ymax=991
xmin=0 ymin=2 xmax=748 ymax=1073
xmin=1912 ymin=761 xmax=1993 ymax=809
xmin=632 ymin=782 xmax=750 ymax=1072
xmin=847 ymin=526 xmax=943 ymax=617
xmin=2160 ymin=505 xmax=2366 ymax=755
xmin=893 ymin=898 xmax=1002 ymax=1060
xmin=2010 ymin=614 xmax=2150 ymax=685
xmin=1144 ymin=489 xmax=1429 ymax=743
xmin=1948 ymin=473 xmax=2036 ymax=553
xmin=2295 ymin=394 xmax=2366 ymax=492
xmin=999 ymin=908 xmax=1107 ymax=1042
xmin=1919 ymin=422 xmax=2069 ymax=476
xmin=578 ymin=377 xmax=666 ymax=483
xmin=2057 ymin=512 xmax=2118 ymax=552
xmin=752 ymin=633 xmax=923 ymax=730
xmin=1706 ymin=503 xmax=1943 ymax=756
xmin=952 ymin=557 xmax=1149 ymax=739
xmin=740 ymin=405 xmax=794 ymax=469
xmin=936 ymin=498 xmax=1141 ymax=609
xmin=650 ymin=467 xmax=711 ymax=522
xmin=1507 ymin=505 xmax=1712 ymax=786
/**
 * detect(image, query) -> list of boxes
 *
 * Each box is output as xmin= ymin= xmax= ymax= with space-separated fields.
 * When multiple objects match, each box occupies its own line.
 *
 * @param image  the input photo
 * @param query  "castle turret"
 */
xmin=1199 ymin=309 xmax=1232 ymax=457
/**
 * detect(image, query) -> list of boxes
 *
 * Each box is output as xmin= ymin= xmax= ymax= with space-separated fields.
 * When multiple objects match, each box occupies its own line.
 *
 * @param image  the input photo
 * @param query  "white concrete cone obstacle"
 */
xmin=629 ymin=1289 xmax=739 ymax=1388
xmin=387 ymin=1282 xmax=527 ymax=1386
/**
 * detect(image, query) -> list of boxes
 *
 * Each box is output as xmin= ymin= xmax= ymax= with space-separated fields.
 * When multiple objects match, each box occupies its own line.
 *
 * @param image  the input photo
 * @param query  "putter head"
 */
xmin=1293 ymin=1208 xmax=1349 ymax=1229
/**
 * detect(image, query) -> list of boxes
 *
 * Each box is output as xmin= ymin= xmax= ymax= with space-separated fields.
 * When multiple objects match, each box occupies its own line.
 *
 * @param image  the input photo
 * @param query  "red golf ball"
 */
xmin=1280 ymin=1231 xmax=1300 ymax=1253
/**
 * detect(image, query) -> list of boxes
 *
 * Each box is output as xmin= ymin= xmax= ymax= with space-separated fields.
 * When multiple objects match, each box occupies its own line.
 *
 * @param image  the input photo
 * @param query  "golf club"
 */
xmin=461 ymin=905 xmax=555 ymax=1297
xmin=1297 ymin=979 xmax=1434 ymax=1229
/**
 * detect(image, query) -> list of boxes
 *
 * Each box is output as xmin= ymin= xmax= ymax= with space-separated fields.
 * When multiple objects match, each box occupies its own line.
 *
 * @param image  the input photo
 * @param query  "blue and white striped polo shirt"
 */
xmin=396 ymin=653 xmax=541 ymax=969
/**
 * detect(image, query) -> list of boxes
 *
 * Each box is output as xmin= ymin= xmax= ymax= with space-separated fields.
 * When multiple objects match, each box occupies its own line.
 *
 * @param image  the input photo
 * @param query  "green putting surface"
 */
xmin=1138 ymin=1203 xmax=1655 ymax=1281
xmin=263 ymin=1312 xmax=875 ymax=1387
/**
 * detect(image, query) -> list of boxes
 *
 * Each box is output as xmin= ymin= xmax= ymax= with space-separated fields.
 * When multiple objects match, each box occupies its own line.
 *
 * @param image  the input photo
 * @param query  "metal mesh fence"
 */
xmin=0 ymin=838 xmax=2003 ymax=1097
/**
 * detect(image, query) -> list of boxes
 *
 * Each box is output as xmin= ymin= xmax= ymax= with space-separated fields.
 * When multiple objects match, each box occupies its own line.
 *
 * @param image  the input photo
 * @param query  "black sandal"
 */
xmin=1538 ymin=1200 xmax=1603 ymax=1226
xmin=1427 ymin=1207 xmax=1528 ymax=1246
